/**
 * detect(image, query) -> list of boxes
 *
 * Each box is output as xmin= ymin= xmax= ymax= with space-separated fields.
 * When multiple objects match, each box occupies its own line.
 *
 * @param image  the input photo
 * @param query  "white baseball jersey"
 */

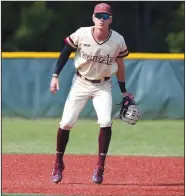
xmin=65 ymin=26 xmax=129 ymax=80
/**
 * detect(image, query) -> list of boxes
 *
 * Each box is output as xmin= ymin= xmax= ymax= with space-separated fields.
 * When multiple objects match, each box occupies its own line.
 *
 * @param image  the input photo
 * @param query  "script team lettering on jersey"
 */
xmin=81 ymin=51 xmax=114 ymax=65
xmin=64 ymin=27 xmax=129 ymax=80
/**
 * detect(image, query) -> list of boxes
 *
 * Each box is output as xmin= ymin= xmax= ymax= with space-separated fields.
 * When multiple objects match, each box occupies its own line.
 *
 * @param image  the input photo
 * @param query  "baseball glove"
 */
xmin=118 ymin=93 xmax=140 ymax=125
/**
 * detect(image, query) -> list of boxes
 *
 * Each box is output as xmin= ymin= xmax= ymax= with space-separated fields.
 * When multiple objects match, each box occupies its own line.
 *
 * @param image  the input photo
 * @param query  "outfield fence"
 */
xmin=2 ymin=52 xmax=184 ymax=119
xmin=2 ymin=52 xmax=184 ymax=59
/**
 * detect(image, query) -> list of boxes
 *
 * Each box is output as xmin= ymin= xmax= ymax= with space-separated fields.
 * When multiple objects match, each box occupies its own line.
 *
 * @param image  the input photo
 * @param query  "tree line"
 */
xmin=2 ymin=1 xmax=184 ymax=53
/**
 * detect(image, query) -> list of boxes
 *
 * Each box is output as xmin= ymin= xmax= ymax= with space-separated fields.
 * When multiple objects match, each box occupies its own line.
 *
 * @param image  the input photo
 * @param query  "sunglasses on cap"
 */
xmin=94 ymin=13 xmax=111 ymax=20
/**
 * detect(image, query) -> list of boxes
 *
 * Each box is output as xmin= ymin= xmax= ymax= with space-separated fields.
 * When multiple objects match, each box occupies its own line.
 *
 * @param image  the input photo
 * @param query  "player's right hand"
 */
xmin=50 ymin=77 xmax=59 ymax=95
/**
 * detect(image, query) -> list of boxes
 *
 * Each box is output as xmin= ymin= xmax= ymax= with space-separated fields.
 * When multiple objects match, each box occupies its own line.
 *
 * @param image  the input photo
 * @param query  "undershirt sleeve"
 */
xmin=53 ymin=44 xmax=76 ymax=76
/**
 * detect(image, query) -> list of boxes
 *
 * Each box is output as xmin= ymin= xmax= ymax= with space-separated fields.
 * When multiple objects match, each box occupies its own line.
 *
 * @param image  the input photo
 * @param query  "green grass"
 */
xmin=2 ymin=194 xmax=43 ymax=196
xmin=2 ymin=194 xmax=71 ymax=196
xmin=2 ymin=118 xmax=184 ymax=157
xmin=2 ymin=194 xmax=87 ymax=196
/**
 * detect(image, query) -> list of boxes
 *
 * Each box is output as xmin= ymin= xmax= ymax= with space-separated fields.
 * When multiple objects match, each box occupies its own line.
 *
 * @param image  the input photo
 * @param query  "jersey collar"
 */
xmin=91 ymin=27 xmax=112 ymax=45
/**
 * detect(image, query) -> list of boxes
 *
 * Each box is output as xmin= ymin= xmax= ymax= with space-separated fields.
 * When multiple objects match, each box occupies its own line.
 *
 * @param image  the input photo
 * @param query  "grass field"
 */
xmin=2 ymin=195 xmax=67 ymax=196
xmin=2 ymin=195 xmax=48 ymax=196
xmin=2 ymin=194 xmax=79 ymax=196
xmin=2 ymin=118 xmax=184 ymax=196
xmin=2 ymin=118 xmax=184 ymax=157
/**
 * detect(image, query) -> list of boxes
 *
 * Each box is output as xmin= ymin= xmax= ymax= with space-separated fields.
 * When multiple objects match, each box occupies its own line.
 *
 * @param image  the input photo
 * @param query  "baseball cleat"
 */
xmin=92 ymin=165 xmax=104 ymax=184
xmin=51 ymin=162 xmax=65 ymax=183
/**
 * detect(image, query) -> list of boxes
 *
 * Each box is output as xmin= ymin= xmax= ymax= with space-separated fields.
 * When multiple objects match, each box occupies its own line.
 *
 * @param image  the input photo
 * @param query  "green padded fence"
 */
xmin=2 ymin=53 xmax=184 ymax=119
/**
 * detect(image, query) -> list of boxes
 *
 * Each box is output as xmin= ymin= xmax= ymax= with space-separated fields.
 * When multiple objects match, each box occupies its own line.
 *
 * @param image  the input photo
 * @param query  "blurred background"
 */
xmin=1 ymin=1 xmax=184 ymax=157
xmin=2 ymin=1 xmax=184 ymax=52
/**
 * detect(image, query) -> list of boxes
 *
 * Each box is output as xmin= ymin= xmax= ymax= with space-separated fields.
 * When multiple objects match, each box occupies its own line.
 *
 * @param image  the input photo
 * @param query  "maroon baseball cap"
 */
xmin=94 ymin=3 xmax=112 ymax=15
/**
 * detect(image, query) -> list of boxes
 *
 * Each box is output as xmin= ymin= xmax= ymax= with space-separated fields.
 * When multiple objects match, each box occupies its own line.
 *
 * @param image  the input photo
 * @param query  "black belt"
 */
xmin=76 ymin=71 xmax=110 ymax=84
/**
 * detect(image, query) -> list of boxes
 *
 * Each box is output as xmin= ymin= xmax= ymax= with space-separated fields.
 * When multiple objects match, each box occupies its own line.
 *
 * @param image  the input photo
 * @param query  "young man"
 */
xmin=50 ymin=3 xmax=139 ymax=184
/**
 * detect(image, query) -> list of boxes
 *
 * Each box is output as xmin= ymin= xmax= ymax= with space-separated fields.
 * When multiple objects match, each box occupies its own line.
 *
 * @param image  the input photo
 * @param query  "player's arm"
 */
xmin=116 ymin=41 xmax=130 ymax=96
xmin=53 ymin=45 xmax=76 ymax=76
xmin=50 ymin=45 xmax=76 ymax=95
xmin=116 ymin=38 xmax=140 ymax=124
xmin=50 ymin=28 xmax=80 ymax=95
xmin=115 ymin=58 xmax=128 ymax=95
xmin=116 ymin=56 xmax=140 ymax=125
xmin=115 ymin=35 xmax=130 ymax=96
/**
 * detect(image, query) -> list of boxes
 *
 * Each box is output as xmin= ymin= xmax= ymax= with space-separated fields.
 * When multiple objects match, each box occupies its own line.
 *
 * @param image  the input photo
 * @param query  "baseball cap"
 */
xmin=94 ymin=3 xmax=112 ymax=15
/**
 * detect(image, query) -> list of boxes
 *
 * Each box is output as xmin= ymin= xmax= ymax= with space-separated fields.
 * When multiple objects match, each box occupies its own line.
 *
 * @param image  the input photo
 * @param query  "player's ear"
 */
xmin=92 ymin=14 xmax=95 ymax=23
xmin=109 ymin=16 xmax=112 ymax=24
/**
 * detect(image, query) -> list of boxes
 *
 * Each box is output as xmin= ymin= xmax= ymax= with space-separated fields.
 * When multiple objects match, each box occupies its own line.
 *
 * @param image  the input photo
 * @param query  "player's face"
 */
xmin=93 ymin=13 xmax=112 ymax=30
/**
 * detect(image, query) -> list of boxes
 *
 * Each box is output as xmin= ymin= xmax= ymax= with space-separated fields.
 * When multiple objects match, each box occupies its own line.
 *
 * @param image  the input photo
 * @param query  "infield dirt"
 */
xmin=2 ymin=154 xmax=184 ymax=196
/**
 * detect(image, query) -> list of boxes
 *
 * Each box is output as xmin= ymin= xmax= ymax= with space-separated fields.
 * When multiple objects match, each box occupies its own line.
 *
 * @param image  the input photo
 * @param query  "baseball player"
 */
xmin=50 ymin=3 xmax=140 ymax=184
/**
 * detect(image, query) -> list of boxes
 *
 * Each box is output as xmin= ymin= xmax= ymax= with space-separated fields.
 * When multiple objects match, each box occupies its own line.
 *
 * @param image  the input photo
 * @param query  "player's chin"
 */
xmin=97 ymin=25 xmax=104 ymax=29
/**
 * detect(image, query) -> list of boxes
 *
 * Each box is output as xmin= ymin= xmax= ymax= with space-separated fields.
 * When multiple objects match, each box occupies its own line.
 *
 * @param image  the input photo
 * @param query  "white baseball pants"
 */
xmin=59 ymin=74 xmax=112 ymax=129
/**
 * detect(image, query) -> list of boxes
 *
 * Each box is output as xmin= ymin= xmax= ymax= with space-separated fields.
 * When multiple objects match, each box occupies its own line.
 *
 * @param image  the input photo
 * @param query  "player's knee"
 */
xmin=99 ymin=119 xmax=112 ymax=127
xmin=59 ymin=120 xmax=74 ymax=130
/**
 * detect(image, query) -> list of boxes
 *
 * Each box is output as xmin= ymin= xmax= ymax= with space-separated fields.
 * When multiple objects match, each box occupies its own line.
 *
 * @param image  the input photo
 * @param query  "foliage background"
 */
xmin=2 ymin=1 xmax=184 ymax=52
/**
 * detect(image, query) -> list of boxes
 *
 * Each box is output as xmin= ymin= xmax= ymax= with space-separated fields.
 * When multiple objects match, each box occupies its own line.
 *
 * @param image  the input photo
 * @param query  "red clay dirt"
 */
xmin=2 ymin=154 xmax=184 ymax=196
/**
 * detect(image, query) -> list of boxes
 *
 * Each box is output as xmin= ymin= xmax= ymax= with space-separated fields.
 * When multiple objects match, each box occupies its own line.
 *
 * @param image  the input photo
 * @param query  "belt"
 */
xmin=76 ymin=70 xmax=110 ymax=84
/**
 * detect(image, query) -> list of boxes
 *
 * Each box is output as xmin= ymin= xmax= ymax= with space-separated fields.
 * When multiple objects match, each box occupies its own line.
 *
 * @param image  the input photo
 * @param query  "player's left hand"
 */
xmin=118 ymin=92 xmax=140 ymax=125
